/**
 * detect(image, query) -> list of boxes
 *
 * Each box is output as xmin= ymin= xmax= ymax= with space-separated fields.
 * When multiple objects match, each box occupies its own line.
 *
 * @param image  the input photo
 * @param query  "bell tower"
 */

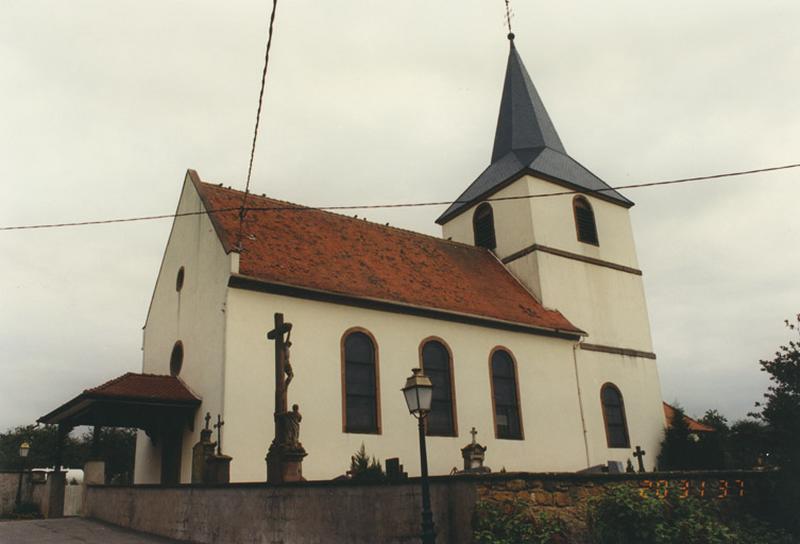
xmin=438 ymin=35 xmax=652 ymax=354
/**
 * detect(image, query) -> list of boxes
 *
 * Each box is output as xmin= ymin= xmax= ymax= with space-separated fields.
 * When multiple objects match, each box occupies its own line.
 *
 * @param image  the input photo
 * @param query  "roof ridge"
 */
xmin=197 ymin=180 xmax=483 ymax=252
xmin=85 ymin=372 xmax=135 ymax=393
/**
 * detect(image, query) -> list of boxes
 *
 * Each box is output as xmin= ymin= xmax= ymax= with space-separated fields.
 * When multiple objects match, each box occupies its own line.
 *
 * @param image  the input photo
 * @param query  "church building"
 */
xmin=133 ymin=36 xmax=665 ymax=484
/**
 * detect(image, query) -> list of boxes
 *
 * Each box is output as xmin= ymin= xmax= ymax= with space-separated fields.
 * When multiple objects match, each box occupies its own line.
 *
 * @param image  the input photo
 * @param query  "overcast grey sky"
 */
xmin=1 ymin=1 xmax=798 ymax=433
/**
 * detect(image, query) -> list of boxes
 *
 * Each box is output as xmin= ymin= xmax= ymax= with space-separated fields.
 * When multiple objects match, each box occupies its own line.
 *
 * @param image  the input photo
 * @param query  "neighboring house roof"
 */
xmin=191 ymin=173 xmax=582 ymax=336
xmin=663 ymin=402 xmax=716 ymax=433
xmin=437 ymin=38 xmax=632 ymax=225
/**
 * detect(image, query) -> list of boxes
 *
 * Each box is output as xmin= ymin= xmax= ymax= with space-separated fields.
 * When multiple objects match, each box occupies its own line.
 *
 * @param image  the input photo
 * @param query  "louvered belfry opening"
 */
xmin=573 ymin=196 xmax=599 ymax=245
xmin=473 ymin=203 xmax=497 ymax=250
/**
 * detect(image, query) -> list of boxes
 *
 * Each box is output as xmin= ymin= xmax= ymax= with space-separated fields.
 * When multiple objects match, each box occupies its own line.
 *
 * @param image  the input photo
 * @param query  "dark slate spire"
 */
xmin=491 ymin=37 xmax=566 ymax=162
xmin=437 ymin=37 xmax=632 ymax=225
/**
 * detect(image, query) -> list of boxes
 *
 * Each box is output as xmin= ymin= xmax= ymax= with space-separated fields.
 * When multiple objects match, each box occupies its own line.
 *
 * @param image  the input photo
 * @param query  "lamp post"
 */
xmin=402 ymin=368 xmax=436 ymax=544
xmin=15 ymin=441 xmax=30 ymax=512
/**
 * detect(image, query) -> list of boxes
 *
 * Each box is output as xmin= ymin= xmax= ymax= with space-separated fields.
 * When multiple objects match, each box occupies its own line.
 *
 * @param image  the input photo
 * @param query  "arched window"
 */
xmin=573 ymin=196 xmax=599 ymax=245
xmin=420 ymin=339 xmax=457 ymax=437
xmin=601 ymin=383 xmax=630 ymax=448
xmin=342 ymin=330 xmax=380 ymax=434
xmin=490 ymin=348 xmax=523 ymax=439
xmin=473 ymin=203 xmax=496 ymax=250
xmin=170 ymin=341 xmax=183 ymax=376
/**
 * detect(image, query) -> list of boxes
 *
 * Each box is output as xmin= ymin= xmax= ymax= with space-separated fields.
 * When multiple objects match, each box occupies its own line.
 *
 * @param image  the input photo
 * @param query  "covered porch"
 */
xmin=37 ymin=373 xmax=201 ymax=516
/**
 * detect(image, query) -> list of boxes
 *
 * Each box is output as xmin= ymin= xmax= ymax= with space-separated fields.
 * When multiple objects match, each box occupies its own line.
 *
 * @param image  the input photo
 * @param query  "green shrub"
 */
xmin=473 ymin=500 xmax=565 ymax=544
xmin=348 ymin=443 xmax=385 ymax=482
xmin=587 ymin=485 xmax=664 ymax=543
xmin=587 ymin=484 xmax=796 ymax=544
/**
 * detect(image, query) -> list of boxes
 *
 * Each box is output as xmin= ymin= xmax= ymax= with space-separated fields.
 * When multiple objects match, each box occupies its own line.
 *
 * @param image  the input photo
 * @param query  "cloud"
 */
xmin=1 ymin=0 xmax=798 ymax=431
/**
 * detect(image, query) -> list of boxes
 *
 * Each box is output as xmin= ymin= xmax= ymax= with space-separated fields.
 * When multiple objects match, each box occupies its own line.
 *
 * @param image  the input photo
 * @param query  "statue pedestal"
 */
xmin=207 ymin=454 xmax=232 ymax=484
xmin=266 ymin=443 xmax=307 ymax=484
xmin=191 ymin=429 xmax=216 ymax=484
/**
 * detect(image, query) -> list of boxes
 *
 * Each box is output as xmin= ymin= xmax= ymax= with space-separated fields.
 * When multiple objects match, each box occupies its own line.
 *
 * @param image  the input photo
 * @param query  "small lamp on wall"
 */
xmin=402 ymin=368 xmax=436 ymax=544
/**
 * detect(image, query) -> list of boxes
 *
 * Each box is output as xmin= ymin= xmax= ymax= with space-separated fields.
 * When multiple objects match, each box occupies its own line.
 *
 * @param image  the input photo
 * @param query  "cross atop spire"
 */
xmin=503 ymin=0 xmax=514 ymax=38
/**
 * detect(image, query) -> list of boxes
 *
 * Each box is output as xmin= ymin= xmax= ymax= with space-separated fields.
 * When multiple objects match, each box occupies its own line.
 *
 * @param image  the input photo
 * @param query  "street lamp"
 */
xmin=402 ymin=368 xmax=436 ymax=544
xmin=15 ymin=441 xmax=30 ymax=512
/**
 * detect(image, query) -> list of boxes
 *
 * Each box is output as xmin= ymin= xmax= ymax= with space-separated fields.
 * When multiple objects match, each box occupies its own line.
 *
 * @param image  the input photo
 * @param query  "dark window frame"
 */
xmin=473 ymin=203 xmax=497 ymax=250
xmin=419 ymin=337 xmax=458 ymax=437
xmin=600 ymin=383 xmax=630 ymax=448
xmin=340 ymin=328 xmax=382 ymax=435
xmin=488 ymin=347 xmax=524 ymax=440
xmin=573 ymin=196 xmax=599 ymax=246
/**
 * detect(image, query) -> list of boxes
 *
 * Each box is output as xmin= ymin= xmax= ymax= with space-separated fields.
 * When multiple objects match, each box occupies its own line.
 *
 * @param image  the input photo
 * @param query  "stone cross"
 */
xmin=633 ymin=445 xmax=646 ymax=473
xmin=214 ymin=415 xmax=225 ymax=456
xmin=204 ymin=412 xmax=211 ymax=431
xmin=470 ymin=427 xmax=478 ymax=445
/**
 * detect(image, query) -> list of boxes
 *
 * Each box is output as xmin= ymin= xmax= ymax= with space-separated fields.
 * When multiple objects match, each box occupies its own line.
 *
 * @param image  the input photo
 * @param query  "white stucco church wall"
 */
xmin=135 ymin=175 xmax=234 ymax=484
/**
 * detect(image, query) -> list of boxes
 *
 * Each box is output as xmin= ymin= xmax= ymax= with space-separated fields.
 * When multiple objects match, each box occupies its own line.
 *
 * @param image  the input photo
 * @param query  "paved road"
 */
xmin=0 ymin=518 xmax=189 ymax=543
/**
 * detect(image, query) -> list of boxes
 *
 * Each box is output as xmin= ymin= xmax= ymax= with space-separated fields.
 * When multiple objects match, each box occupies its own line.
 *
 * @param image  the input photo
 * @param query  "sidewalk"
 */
xmin=0 ymin=518 xmax=189 ymax=543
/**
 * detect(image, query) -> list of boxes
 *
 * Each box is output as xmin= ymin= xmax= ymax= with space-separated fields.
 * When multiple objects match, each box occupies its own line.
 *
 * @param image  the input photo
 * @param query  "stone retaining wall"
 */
xmin=476 ymin=471 xmax=772 ymax=542
xmin=84 ymin=471 xmax=771 ymax=544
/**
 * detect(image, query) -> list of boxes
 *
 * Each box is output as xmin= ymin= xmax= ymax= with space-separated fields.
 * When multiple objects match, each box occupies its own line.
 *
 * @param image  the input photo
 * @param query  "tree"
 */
xmin=0 ymin=424 xmax=136 ymax=483
xmin=657 ymin=404 xmax=695 ymax=470
xmin=699 ymin=410 xmax=729 ymax=433
xmin=0 ymin=425 xmax=83 ymax=470
xmin=348 ymin=443 xmax=384 ymax=482
xmin=754 ymin=315 xmax=800 ymax=466
xmin=752 ymin=314 xmax=800 ymax=533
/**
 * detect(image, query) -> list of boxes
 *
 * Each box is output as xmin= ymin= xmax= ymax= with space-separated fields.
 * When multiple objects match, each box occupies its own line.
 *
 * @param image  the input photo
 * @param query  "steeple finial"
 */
xmin=503 ymin=0 xmax=514 ymax=37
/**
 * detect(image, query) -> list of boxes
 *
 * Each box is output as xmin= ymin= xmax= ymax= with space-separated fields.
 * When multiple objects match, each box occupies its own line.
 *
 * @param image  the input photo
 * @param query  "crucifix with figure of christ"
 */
xmin=267 ymin=312 xmax=293 ymax=415
xmin=265 ymin=312 xmax=306 ymax=483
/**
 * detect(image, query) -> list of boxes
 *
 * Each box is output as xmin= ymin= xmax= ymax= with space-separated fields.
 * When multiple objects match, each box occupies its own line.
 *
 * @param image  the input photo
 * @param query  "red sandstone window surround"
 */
xmin=341 ymin=328 xmax=382 ymax=435
xmin=600 ymin=383 xmax=630 ymax=448
xmin=489 ymin=347 xmax=524 ymax=440
xmin=419 ymin=337 xmax=458 ymax=437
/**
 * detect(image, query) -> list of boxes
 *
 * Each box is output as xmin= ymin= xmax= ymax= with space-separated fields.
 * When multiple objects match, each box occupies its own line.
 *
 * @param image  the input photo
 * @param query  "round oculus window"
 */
xmin=170 ymin=341 xmax=184 ymax=376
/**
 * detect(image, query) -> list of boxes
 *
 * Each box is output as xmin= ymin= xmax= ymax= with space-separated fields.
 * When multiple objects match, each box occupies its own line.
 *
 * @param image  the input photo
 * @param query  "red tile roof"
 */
xmin=663 ymin=402 xmax=715 ymax=433
xmin=86 ymin=373 xmax=200 ymax=404
xmin=190 ymin=171 xmax=580 ymax=335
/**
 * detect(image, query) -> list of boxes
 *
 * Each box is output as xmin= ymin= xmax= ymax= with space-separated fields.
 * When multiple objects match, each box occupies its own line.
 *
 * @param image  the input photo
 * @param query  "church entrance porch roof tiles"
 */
xmin=38 ymin=373 xmax=201 ymax=432
xmin=189 ymin=171 xmax=582 ymax=338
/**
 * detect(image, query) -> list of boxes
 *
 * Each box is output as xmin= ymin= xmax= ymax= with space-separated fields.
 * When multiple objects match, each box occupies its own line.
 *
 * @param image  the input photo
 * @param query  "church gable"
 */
xmin=190 ymin=175 xmax=580 ymax=336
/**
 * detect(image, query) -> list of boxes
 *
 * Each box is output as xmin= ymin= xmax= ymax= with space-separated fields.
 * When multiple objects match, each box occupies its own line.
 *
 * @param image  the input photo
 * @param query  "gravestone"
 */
xmin=191 ymin=413 xmax=216 ymax=484
xmin=460 ymin=427 xmax=491 ymax=473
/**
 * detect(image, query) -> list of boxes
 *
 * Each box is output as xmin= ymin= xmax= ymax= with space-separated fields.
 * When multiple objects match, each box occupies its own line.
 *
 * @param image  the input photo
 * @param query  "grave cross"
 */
xmin=204 ymin=412 xmax=211 ymax=431
xmin=214 ymin=415 xmax=225 ymax=456
xmin=470 ymin=427 xmax=478 ymax=445
xmin=633 ymin=445 xmax=646 ymax=473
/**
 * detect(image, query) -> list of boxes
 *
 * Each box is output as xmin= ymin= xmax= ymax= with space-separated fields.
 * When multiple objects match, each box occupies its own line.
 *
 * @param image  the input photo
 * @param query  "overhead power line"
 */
xmin=0 ymin=162 xmax=798 ymax=232
xmin=238 ymin=0 xmax=280 ymax=247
